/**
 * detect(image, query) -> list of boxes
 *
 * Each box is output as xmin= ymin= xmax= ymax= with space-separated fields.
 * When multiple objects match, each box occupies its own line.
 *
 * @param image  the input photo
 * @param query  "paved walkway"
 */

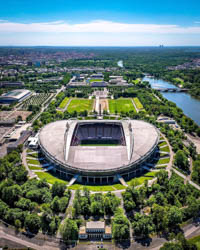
xmin=172 ymin=167 xmax=200 ymax=191
xmin=21 ymin=149 xmax=37 ymax=179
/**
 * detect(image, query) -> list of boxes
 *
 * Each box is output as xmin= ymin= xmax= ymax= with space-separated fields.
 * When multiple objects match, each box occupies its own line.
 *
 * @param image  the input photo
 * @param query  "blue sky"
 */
xmin=0 ymin=0 xmax=200 ymax=46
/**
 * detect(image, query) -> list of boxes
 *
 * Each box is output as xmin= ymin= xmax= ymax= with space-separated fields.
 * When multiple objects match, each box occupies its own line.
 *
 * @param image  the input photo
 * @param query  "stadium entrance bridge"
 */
xmin=38 ymin=120 xmax=159 ymax=184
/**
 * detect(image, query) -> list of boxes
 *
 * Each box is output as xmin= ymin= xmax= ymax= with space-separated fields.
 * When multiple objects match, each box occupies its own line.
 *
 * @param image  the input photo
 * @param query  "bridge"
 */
xmin=154 ymin=88 xmax=188 ymax=92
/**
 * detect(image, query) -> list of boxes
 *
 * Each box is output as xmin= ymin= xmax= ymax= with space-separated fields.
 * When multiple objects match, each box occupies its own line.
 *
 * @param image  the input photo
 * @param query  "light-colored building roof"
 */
xmin=39 ymin=120 xmax=159 ymax=174
xmin=1 ymin=89 xmax=30 ymax=100
xmin=105 ymin=226 xmax=111 ymax=234
xmin=9 ymin=123 xmax=31 ymax=141
xmin=79 ymin=226 xmax=86 ymax=234
xmin=86 ymin=221 xmax=105 ymax=229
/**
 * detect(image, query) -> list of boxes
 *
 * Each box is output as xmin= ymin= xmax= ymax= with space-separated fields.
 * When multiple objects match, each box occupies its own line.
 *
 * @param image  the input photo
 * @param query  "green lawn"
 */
xmin=188 ymin=235 xmax=200 ymax=249
xmin=133 ymin=97 xmax=144 ymax=110
xmin=58 ymin=97 xmax=70 ymax=109
xmin=68 ymin=182 xmax=126 ymax=191
xmin=156 ymin=157 xmax=170 ymax=165
xmin=160 ymin=152 xmax=169 ymax=157
xmin=109 ymin=98 xmax=136 ymax=114
xmin=28 ymin=165 xmax=43 ymax=170
xmin=158 ymin=141 xmax=167 ymax=147
xmin=112 ymin=184 xmax=126 ymax=190
xmin=67 ymin=99 xmax=94 ymax=113
xmin=27 ymin=158 xmax=41 ymax=165
xmin=132 ymin=79 xmax=141 ymax=84
xmin=89 ymin=79 xmax=103 ymax=83
xmin=68 ymin=184 xmax=115 ymax=191
xmin=35 ymin=171 xmax=68 ymax=185
xmin=155 ymin=165 xmax=167 ymax=169
xmin=160 ymin=146 xmax=170 ymax=152
xmin=27 ymin=152 xmax=39 ymax=158
xmin=127 ymin=171 xmax=158 ymax=186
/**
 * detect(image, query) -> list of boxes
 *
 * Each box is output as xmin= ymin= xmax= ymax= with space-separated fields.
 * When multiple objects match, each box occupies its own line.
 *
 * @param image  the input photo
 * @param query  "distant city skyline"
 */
xmin=1 ymin=0 xmax=200 ymax=46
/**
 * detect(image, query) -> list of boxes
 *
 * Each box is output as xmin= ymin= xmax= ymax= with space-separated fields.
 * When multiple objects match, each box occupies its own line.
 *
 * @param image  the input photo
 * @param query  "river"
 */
xmin=143 ymin=76 xmax=200 ymax=126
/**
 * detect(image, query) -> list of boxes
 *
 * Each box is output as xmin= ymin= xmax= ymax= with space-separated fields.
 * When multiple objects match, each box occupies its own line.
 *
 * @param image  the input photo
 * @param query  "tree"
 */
xmin=132 ymin=213 xmax=154 ymax=238
xmin=167 ymin=206 xmax=182 ymax=228
xmin=91 ymin=201 xmax=103 ymax=216
xmin=15 ymin=219 xmax=22 ymax=229
xmin=51 ymin=196 xmax=60 ymax=213
xmin=25 ymin=214 xmax=41 ymax=234
xmin=51 ymin=182 xmax=66 ymax=197
xmin=59 ymin=197 xmax=69 ymax=213
xmin=60 ymin=218 xmax=78 ymax=242
xmin=160 ymin=242 xmax=182 ymax=250
xmin=112 ymin=208 xmax=130 ymax=240
xmin=152 ymin=204 xmax=168 ymax=233
xmin=174 ymin=150 xmax=189 ymax=172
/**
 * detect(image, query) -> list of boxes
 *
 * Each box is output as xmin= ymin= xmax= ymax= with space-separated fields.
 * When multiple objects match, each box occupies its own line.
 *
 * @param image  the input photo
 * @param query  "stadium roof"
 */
xmin=39 ymin=120 xmax=159 ymax=174
xmin=0 ymin=89 xmax=31 ymax=102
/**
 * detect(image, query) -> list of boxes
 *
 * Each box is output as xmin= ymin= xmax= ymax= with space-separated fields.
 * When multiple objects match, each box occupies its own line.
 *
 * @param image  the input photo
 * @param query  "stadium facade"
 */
xmin=38 ymin=120 xmax=159 ymax=184
xmin=0 ymin=89 xmax=32 ymax=103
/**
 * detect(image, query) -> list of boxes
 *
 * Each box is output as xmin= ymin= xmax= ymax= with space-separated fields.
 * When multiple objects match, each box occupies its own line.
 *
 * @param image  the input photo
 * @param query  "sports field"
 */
xmin=89 ymin=79 xmax=103 ymax=83
xmin=109 ymin=98 xmax=136 ymax=114
xmin=67 ymin=99 xmax=94 ymax=113
xmin=58 ymin=97 xmax=70 ymax=109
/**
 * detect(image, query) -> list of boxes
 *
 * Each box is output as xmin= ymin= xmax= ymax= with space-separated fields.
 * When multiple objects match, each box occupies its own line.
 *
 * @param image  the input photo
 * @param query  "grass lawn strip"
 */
xmin=27 ymin=152 xmax=39 ymax=158
xmin=89 ymin=79 xmax=103 ymax=83
xmin=156 ymin=157 xmax=170 ymax=165
xmin=133 ymin=97 xmax=144 ymax=110
xmin=27 ymin=158 xmax=41 ymax=165
xmin=160 ymin=146 xmax=170 ymax=152
xmin=112 ymin=184 xmax=126 ymax=190
xmin=68 ymin=184 xmax=115 ymax=191
xmin=58 ymin=97 xmax=70 ymax=109
xmin=35 ymin=171 xmax=68 ymax=185
xmin=28 ymin=165 xmax=43 ymax=170
xmin=155 ymin=165 xmax=167 ymax=169
xmin=127 ymin=171 xmax=158 ymax=186
xmin=158 ymin=141 xmax=167 ymax=147
xmin=67 ymin=99 xmax=94 ymax=113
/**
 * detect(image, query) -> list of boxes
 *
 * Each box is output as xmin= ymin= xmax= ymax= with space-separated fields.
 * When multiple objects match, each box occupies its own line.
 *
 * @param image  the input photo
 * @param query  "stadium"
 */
xmin=0 ymin=89 xmax=31 ymax=103
xmin=38 ymin=120 xmax=159 ymax=184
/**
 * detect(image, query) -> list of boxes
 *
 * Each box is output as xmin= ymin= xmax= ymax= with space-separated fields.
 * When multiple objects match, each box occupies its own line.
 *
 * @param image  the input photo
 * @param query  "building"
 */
xmin=7 ymin=130 xmax=32 ymax=153
xmin=0 ymin=89 xmax=32 ymax=104
xmin=0 ymin=81 xmax=24 ymax=88
xmin=79 ymin=221 xmax=112 ymax=240
xmin=91 ymin=81 xmax=108 ymax=87
xmin=38 ymin=120 xmax=159 ymax=184
xmin=9 ymin=124 xmax=31 ymax=141
xmin=90 ymin=73 xmax=104 ymax=79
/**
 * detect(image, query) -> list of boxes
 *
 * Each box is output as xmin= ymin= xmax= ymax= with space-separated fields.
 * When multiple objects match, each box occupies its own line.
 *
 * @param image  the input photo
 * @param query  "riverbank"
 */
xmin=143 ymin=76 xmax=200 ymax=126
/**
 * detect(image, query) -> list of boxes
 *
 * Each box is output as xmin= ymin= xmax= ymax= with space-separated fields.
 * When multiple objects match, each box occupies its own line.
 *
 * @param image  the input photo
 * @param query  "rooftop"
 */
xmin=86 ymin=221 xmax=105 ymax=229
xmin=39 ymin=120 xmax=159 ymax=173
xmin=0 ymin=89 xmax=31 ymax=100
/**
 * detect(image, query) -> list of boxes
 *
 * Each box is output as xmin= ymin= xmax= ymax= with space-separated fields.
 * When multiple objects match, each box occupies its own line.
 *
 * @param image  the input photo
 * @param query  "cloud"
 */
xmin=0 ymin=20 xmax=200 ymax=34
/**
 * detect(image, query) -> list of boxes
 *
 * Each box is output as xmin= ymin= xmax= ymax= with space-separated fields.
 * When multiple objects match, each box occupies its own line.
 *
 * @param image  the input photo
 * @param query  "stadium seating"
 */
xmin=70 ymin=123 xmax=126 ymax=146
